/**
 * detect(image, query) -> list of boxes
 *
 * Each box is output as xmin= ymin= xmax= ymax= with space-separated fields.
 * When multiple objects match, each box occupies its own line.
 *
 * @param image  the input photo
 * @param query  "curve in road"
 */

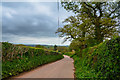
xmin=12 ymin=55 xmax=74 ymax=78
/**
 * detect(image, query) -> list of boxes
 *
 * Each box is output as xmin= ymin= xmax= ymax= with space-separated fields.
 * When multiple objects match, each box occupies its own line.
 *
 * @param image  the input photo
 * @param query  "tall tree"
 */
xmin=56 ymin=2 xmax=120 ymax=45
xmin=56 ymin=14 xmax=95 ymax=49
xmin=54 ymin=45 xmax=57 ymax=51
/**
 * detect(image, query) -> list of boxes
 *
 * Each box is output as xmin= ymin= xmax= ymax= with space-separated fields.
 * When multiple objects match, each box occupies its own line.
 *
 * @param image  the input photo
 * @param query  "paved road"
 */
xmin=12 ymin=55 xmax=74 ymax=78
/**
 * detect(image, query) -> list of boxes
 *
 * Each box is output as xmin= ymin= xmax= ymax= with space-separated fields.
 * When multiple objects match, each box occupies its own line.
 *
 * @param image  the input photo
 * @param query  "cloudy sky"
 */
xmin=2 ymin=2 xmax=73 ymax=45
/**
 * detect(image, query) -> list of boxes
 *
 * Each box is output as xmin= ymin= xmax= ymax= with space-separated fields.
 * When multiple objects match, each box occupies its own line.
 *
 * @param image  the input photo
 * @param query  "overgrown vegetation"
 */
xmin=56 ymin=2 xmax=120 ymax=79
xmin=57 ymin=46 xmax=69 ymax=53
xmin=72 ymin=37 xmax=120 ymax=79
xmin=2 ymin=42 xmax=63 ymax=79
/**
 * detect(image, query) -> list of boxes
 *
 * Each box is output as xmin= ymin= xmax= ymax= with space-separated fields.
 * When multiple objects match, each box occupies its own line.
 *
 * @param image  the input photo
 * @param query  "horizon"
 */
xmin=1 ymin=41 xmax=69 ymax=46
xmin=2 ymin=2 xmax=73 ymax=46
xmin=15 ymin=43 xmax=69 ymax=46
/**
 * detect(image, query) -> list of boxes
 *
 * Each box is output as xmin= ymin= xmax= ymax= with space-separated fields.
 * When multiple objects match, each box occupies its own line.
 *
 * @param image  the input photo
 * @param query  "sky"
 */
xmin=2 ymin=2 xmax=74 ymax=45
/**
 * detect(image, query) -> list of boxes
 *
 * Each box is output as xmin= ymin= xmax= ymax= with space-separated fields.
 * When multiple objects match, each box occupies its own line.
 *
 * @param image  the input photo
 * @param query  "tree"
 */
xmin=69 ymin=39 xmax=82 ymax=51
xmin=56 ymin=13 xmax=95 ymax=49
xmin=56 ymin=2 xmax=120 ymax=45
xmin=54 ymin=45 xmax=57 ymax=51
xmin=57 ymin=46 xmax=69 ymax=53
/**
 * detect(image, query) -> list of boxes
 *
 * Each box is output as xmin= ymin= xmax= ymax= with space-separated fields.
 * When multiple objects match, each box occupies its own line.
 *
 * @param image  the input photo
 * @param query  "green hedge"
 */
xmin=2 ymin=42 xmax=64 ymax=79
xmin=62 ymin=52 xmax=74 ymax=57
xmin=72 ymin=37 xmax=120 ymax=79
xmin=2 ymin=42 xmax=46 ymax=61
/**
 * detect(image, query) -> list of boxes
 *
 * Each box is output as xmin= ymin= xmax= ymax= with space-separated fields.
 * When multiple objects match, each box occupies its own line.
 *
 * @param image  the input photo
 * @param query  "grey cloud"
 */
xmin=2 ymin=2 xmax=73 ymax=45
xmin=2 ymin=2 xmax=58 ymax=39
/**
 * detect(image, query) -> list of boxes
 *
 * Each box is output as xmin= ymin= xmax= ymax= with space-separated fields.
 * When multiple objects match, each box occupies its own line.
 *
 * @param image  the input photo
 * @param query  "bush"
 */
xmin=63 ymin=52 xmax=75 ymax=57
xmin=72 ymin=37 xmax=120 ymax=79
xmin=90 ymin=37 xmax=120 ymax=79
xmin=2 ymin=54 xmax=63 ymax=79
xmin=2 ymin=42 xmax=64 ymax=79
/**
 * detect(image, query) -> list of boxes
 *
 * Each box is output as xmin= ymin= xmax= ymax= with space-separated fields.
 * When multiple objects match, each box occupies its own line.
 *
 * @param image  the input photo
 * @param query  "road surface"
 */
xmin=12 ymin=55 xmax=74 ymax=78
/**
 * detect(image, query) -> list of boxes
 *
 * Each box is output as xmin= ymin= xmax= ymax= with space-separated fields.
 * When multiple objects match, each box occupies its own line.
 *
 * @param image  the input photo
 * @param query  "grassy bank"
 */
xmin=72 ymin=37 xmax=120 ymax=79
xmin=2 ymin=42 xmax=64 ymax=79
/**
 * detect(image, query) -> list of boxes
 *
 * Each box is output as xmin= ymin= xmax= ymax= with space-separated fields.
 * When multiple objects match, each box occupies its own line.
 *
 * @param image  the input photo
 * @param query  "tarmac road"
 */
xmin=12 ymin=55 xmax=74 ymax=79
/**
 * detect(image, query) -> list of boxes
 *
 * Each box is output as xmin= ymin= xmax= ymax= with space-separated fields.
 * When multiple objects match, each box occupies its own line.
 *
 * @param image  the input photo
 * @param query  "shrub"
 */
xmin=90 ymin=37 xmax=120 ymax=79
xmin=2 ymin=42 xmax=64 ymax=79
xmin=72 ymin=37 xmax=120 ymax=79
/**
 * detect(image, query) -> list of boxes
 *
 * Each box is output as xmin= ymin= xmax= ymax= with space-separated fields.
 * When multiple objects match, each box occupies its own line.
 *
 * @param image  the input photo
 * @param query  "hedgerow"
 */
xmin=72 ymin=37 xmax=120 ymax=79
xmin=2 ymin=42 xmax=63 ymax=79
